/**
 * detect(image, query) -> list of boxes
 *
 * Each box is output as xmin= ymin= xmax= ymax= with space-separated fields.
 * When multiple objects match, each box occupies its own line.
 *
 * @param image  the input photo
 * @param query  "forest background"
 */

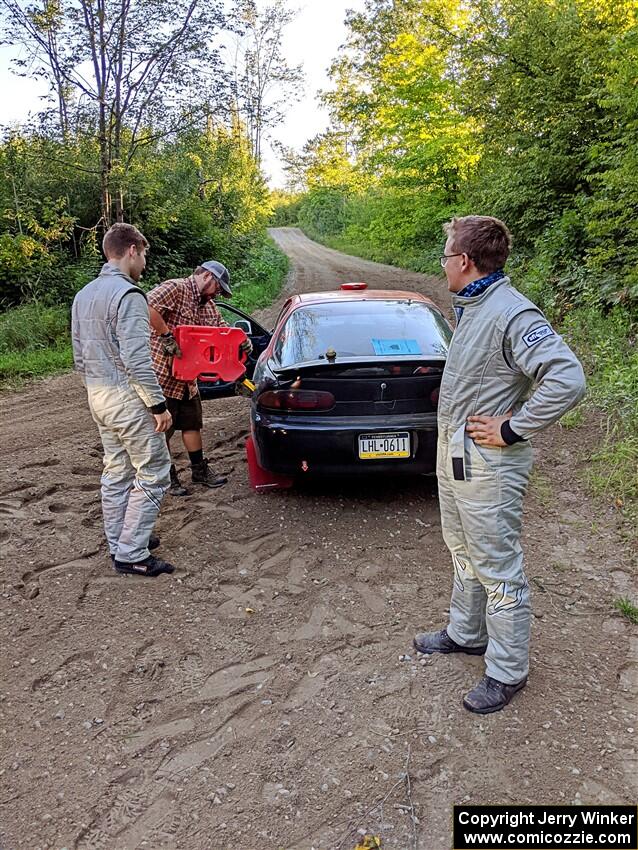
xmin=0 ymin=0 xmax=298 ymax=377
xmin=0 ymin=0 xmax=636 ymax=515
xmin=273 ymin=0 xmax=638 ymax=516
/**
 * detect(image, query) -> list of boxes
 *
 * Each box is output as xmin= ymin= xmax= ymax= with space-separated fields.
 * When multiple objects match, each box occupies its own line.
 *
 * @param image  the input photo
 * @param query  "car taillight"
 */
xmin=257 ymin=389 xmax=335 ymax=411
xmin=430 ymin=387 xmax=440 ymax=407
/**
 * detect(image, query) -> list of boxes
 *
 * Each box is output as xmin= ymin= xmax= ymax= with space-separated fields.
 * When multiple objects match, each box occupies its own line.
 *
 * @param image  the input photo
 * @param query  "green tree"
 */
xmin=583 ymin=18 xmax=638 ymax=306
xmin=233 ymin=0 xmax=304 ymax=164
xmin=459 ymin=0 xmax=634 ymax=245
xmin=1 ymin=0 xmax=230 ymax=226
xmin=0 ymin=120 xmax=272 ymax=305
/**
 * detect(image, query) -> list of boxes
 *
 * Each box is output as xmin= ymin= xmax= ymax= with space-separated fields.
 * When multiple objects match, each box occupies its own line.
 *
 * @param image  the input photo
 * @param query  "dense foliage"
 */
xmin=0 ymin=121 xmax=275 ymax=309
xmin=0 ymin=117 xmax=291 ymax=385
xmin=0 ymin=0 xmax=300 ymax=317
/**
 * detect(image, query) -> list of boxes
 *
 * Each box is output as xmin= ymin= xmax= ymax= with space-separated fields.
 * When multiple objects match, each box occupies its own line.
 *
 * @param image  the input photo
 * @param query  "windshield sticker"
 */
xmin=522 ymin=324 xmax=554 ymax=348
xmin=372 ymin=338 xmax=422 ymax=356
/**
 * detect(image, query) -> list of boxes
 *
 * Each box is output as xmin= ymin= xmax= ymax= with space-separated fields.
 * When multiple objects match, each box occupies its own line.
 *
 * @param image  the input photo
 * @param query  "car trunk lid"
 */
xmin=269 ymin=359 xmax=444 ymax=415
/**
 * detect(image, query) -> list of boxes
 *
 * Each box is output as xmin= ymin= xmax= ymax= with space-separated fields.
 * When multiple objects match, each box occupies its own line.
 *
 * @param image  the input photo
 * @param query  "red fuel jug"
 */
xmin=171 ymin=325 xmax=248 ymax=383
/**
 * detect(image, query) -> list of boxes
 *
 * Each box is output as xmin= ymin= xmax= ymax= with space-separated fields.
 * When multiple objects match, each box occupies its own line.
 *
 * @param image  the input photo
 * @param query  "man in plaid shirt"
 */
xmin=148 ymin=260 xmax=252 ymax=495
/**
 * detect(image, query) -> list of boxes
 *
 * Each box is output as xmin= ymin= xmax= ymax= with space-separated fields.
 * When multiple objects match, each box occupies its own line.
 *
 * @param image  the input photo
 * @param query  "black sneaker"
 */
xmin=113 ymin=554 xmax=176 ymax=577
xmin=463 ymin=675 xmax=527 ymax=714
xmin=191 ymin=458 xmax=227 ymax=488
xmin=413 ymin=627 xmax=487 ymax=656
xmin=169 ymin=465 xmax=190 ymax=497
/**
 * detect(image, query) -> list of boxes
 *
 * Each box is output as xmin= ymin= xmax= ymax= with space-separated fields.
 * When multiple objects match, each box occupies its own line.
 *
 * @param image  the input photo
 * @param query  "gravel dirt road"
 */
xmin=1 ymin=227 xmax=636 ymax=850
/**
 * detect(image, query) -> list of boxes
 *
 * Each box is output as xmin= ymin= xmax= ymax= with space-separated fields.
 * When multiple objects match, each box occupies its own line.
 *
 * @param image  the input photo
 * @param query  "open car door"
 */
xmin=197 ymin=303 xmax=272 ymax=400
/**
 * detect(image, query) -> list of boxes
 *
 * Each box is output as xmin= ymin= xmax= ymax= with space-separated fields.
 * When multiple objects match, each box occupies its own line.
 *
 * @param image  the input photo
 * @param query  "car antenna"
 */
xmin=326 ymin=347 xmax=337 ymax=363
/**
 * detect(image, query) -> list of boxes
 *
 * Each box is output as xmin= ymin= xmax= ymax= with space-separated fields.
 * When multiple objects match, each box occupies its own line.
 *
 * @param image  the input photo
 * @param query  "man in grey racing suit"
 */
xmin=72 ymin=223 xmax=175 ymax=577
xmin=413 ymin=215 xmax=586 ymax=713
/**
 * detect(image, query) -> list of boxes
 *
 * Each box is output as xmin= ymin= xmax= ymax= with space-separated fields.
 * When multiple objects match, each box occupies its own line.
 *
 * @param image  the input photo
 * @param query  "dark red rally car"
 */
xmin=247 ymin=285 xmax=452 ymax=479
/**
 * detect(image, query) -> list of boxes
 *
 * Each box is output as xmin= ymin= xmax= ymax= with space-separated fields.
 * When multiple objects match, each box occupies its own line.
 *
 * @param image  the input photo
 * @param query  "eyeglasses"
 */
xmin=439 ymin=253 xmax=466 ymax=268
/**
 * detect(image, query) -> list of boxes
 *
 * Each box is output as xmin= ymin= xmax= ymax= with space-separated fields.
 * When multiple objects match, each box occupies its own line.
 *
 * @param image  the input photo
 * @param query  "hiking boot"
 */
xmin=169 ymin=464 xmax=190 ymax=497
xmin=113 ymin=554 xmax=176 ymax=577
xmin=463 ymin=675 xmax=527 ymax=714
xmin=191 ymin=458 xmax=227 ymax=488
xmin=413 ymin=627 xmax=487 ymax=656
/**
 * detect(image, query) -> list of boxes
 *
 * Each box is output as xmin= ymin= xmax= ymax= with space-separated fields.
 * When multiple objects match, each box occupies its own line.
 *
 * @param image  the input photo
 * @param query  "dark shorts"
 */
xmin=166 ymin=390 xmax=203 ymax=432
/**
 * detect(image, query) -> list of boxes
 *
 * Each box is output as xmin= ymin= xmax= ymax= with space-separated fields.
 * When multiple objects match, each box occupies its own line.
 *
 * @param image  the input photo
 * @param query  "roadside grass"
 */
xmin=0 ymin=344 xmax=74 ymax=386
xmin=559 ymin=306 xmax=638 ymax=524
xmin=529 ymin=469 xmax=553 ymax=508
xmin=302 ymin=228 xmax=433 ymax=274
xmin=0 ymin=302 xmax=70 ymax=352
xmin=0 ymin=237 xmax=289 ymax=389
xmin=587 ymin=431 xmax=638 ymax=525
xmin=613 ymin=597 xmax=638 ymax=625
xmin=231 ymin=237 xmax=289 ymax=314
xmin=559 ymin=408 xmax=584 ymax=430
xmin=0 ymin=303 xmax=72 ymax=386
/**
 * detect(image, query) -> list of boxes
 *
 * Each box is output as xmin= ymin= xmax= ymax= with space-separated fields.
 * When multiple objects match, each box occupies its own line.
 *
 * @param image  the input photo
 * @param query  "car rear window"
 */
xmin=273 ymin=299 xmax=452 ymax=367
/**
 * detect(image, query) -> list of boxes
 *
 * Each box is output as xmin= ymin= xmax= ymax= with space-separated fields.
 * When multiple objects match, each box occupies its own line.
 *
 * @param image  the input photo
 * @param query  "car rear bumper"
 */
xmin=251 ymin=411 xmax=438 ymax=476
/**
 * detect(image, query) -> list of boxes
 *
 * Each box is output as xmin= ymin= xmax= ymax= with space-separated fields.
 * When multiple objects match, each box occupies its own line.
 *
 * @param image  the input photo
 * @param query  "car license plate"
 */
xmin=358 ymin=432 xmax=410 ymax=460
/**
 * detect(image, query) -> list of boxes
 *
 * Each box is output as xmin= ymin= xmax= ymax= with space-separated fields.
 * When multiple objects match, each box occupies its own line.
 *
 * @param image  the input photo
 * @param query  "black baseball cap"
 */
xmin=201 ymin=260 xmax=232 ymax=296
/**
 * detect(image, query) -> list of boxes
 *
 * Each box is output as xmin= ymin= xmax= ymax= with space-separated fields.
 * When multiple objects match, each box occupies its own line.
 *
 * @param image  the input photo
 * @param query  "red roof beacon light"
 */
xmin=340 ymin=282 xmax=368 ymax=291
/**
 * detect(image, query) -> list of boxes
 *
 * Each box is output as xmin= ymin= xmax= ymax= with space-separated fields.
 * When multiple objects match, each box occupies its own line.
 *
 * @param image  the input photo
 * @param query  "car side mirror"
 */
xmin=234 ymin=319 xmax=252 ymax=334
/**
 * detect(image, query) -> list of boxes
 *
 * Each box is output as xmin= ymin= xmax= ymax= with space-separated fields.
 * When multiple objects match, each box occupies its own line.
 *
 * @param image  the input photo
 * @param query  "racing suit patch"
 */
xmin=522 ymin=324 xmax=554 ymax=348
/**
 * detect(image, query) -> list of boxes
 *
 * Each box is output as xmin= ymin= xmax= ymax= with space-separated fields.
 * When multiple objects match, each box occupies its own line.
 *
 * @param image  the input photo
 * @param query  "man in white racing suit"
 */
xmin=413 ymin=215 xmax=586 ymax=713
xmin=72 ymin=223 xmax=174 ymax=577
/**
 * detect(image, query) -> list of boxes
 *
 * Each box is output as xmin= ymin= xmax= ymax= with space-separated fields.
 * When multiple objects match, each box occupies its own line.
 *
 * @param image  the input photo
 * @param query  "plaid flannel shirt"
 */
xmin=148 ymin=275 xmax=228 ymax=400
